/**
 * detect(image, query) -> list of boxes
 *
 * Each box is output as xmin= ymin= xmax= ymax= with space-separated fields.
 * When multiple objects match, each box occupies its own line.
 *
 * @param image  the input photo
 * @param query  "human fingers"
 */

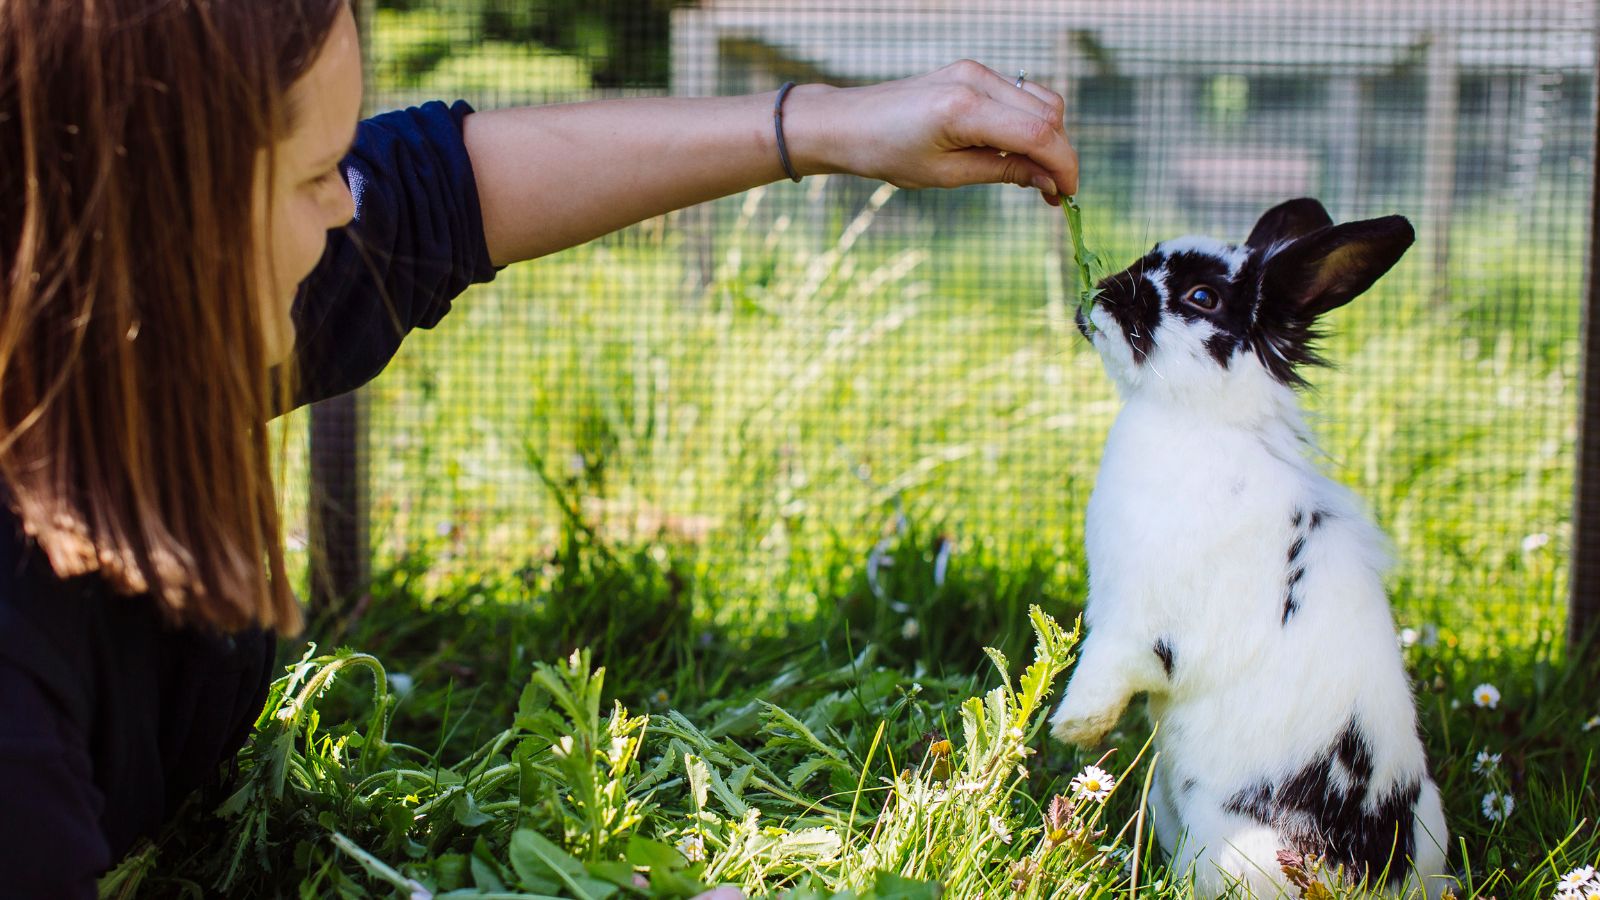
xmin=1016 ymin=80 xmax=1068 ymax=127
xmin=944 ymin=100 xmax=1079 ymax=196
xmin=957 ymin=61 xmax=1065 ymax=130
xmin=937 ymin=146 xmax=1065 ymax=205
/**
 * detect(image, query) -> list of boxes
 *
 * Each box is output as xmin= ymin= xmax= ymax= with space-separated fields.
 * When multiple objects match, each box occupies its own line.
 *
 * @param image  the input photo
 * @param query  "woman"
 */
xmin=0 ymin=0 xmax=1077 ymax=894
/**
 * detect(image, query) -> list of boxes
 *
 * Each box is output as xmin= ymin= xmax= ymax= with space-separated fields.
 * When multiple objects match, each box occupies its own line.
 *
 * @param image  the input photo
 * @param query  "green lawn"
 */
xmin=119 ymin=517 xmax=1598 ymax=899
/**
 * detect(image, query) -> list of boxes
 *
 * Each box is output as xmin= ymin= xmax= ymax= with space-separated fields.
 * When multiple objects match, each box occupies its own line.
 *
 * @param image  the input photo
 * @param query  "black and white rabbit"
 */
xmin=1049 ymin=199 xmax=1449 ymax=898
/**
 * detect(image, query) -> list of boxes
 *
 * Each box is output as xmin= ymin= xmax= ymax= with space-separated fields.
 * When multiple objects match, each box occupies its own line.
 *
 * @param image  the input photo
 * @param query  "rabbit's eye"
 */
xmin=1182 ymin=285 xmax=1220 ymax=311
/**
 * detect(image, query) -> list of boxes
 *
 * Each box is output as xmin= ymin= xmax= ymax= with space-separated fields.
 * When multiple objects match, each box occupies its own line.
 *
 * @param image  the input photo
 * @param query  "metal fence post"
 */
xmin=307 ymin=0 xmax=373 ymax=614
xmin=1569 ymin=24 xmax=1600 ymax=651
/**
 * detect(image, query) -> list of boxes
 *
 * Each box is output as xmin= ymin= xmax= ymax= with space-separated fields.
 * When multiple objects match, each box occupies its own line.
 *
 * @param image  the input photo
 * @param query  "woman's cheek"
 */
xmin=286 ymin=197 xmax=330 ymax=286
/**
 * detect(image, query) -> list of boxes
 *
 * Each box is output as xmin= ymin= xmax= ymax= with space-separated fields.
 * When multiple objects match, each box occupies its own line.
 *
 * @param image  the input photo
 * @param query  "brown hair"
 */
xmin=0 ymin=0 xmax=349 ymax=633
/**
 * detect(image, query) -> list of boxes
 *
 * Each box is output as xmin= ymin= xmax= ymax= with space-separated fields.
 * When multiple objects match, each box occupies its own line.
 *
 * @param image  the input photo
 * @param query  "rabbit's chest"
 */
xmin=1084 ymin=418 xmax=1306 ymax=611
xmin=1090 ymin=426 xmax=1297 ymax=545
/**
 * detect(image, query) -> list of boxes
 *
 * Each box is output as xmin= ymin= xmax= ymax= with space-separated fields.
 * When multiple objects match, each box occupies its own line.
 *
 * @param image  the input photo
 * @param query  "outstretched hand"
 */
xmin=784 ymin=60 xmax=1079 ymax=205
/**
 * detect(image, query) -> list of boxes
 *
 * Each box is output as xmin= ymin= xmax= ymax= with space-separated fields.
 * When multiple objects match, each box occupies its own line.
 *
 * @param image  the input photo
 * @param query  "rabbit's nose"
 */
xmin=1074 ymin=305 xmax=1099 ymax=341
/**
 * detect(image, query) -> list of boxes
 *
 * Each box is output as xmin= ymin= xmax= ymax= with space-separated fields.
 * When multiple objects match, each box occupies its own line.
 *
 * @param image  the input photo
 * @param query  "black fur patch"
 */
xmin=1088 ymin=251 xmax=1162 ymax=362
xmin=1246 ymin=263 xmax=1330 ymax=389
xmin=1153 ymin=639 xmax=1175 ymax=677
xmin=1223 ymin=720 xmax=1419 ymax=887
xmin=1310 ymin=509 xmax=1327 ymax=530
xmin=1204 ymin=332 xmax=1236 ymax=367
xmin=1283 ymin=522 xmax=1310 ymax=625
xmin=1161 ymin=251 xmax=1257 ymax=369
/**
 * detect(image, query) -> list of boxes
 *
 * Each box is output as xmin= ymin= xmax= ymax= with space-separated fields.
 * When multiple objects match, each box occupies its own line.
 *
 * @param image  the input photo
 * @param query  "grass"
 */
xmin=114 ymin=516 xmax=1599 ymax=899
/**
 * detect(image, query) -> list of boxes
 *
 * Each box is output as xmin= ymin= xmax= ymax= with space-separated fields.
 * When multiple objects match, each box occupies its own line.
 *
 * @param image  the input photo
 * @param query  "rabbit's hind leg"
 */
xmin=1147 ymin=762 xmax=1183 ymax=858
xmin=1172 ymin=805 xmax=1296 ymax=900
xmin=1405 ymin=779 xmax=1452 ymax=900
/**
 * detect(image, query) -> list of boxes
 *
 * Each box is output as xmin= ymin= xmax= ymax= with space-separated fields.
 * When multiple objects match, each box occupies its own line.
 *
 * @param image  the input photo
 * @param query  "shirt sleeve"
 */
xmin=0 ymin=662 xmax=107 ymax=900
xmin=290 ymin=99 xmax=502 ymax=408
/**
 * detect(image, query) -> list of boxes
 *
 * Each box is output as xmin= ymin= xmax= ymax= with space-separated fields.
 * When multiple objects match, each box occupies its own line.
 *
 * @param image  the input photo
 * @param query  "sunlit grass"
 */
xmin=300 ymin=184 xmax=1582 ymax=648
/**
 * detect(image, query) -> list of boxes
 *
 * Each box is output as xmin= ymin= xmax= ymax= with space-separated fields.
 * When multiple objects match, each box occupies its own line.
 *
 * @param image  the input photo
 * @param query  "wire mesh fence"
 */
xmin=298 ymin=0 xmax=1596 ymax=645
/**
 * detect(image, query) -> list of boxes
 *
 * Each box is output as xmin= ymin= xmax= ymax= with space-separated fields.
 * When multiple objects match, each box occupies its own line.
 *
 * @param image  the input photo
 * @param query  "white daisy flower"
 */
xmin=865 ymin=539 xmax=894 ymax=599
xmin=676 ymin=833 xmax=706 ymax=863
xmin=1399 ymin=627 xmax=1419 ymax=648
xmin=932 ymin=538 xmax=952 ymax=586
xmin=1481 ymin=790 xmax=1514 ymax=822
xmin=1472 ymin=751 xmax=1501 ymax=775
xmin=1582 ymin=715 xmax=1600 ymax=733
xmin=901 ymin=618 xmax=921 ymax=640
xmin=1472 ymin=683 xmax=1501 ymax=709
xmin=1071 ymin=765 xmax=1116 ymax=802
xmin=1557 ymin=866 xmax=1597 ymax=897
xmin=388 ymin=672 xmax=415 ymax=698
xmin=989 ymin=814 xmax=1013 ymax=844
xmin=1522 ymin=532 xmax=1551 ymax=553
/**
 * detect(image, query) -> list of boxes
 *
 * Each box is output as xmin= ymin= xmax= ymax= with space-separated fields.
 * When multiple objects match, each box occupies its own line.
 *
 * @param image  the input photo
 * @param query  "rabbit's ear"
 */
xmin=1260 ymin=216 xmax=1414 ymax=320
xmin=1245 ymin=198 xmax=1334 ymax=251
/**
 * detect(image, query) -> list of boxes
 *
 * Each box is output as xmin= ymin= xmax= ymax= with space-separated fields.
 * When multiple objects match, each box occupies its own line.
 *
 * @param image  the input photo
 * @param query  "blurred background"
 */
xmin=286 ymin=0 xmax=1595 ymax=648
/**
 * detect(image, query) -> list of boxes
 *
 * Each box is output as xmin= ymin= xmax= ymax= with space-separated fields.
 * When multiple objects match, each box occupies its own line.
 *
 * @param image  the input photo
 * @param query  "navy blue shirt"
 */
xmin=0 ymin=100 xmax=498 ymax=897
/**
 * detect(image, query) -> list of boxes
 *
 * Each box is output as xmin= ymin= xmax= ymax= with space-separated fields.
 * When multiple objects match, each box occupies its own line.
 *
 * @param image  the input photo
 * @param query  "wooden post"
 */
xmin=1136 ymin=75 xmax=1185 ymax=226
xmin=1421 ymin=31 xmax=1458 ymax=303
xmin=1326 ymin=76 xmax=1362 ymax=217
xmin=671 ymin=7 xmax=718 ymax=294
xmin=1569 ymin=25 xmax=1600 ymax=652
xmin=309 ymin=392 xmax=367 ymax=612
xmin=307 ymin=0 xmax=373 ymax=614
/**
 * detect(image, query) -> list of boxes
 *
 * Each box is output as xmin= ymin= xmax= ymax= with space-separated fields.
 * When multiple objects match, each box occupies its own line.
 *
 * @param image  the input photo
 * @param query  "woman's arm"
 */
xmin=463 ymin=62 xmax=1079 ymax=267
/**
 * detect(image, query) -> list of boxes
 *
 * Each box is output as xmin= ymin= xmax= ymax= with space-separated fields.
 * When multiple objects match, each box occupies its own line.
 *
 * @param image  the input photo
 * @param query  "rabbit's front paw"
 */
xmin=1049 ymin=702 xmax=1119 ymax=748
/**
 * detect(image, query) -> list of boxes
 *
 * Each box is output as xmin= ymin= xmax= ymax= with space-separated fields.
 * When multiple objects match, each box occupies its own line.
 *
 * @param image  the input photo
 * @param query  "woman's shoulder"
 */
xmin=291 ymin=99 xmax=499 ymax=408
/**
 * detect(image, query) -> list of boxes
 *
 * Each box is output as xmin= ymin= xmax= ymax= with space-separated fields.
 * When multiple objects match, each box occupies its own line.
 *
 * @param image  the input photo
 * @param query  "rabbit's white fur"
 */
xmin=1050 ymin=232 xmax=1449 ymax=898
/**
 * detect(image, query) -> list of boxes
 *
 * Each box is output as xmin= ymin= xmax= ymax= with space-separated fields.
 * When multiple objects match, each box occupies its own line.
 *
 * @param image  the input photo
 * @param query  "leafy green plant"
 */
xmin=120 ymin=608 xmax=1118 ymax=898
xmin=1061 ymin=195 xmax=1114 ymax=328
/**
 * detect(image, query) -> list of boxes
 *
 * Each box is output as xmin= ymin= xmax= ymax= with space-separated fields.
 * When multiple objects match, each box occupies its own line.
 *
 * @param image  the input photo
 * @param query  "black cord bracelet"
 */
xmin=773 ymin=81 xmax=802 ymax=183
